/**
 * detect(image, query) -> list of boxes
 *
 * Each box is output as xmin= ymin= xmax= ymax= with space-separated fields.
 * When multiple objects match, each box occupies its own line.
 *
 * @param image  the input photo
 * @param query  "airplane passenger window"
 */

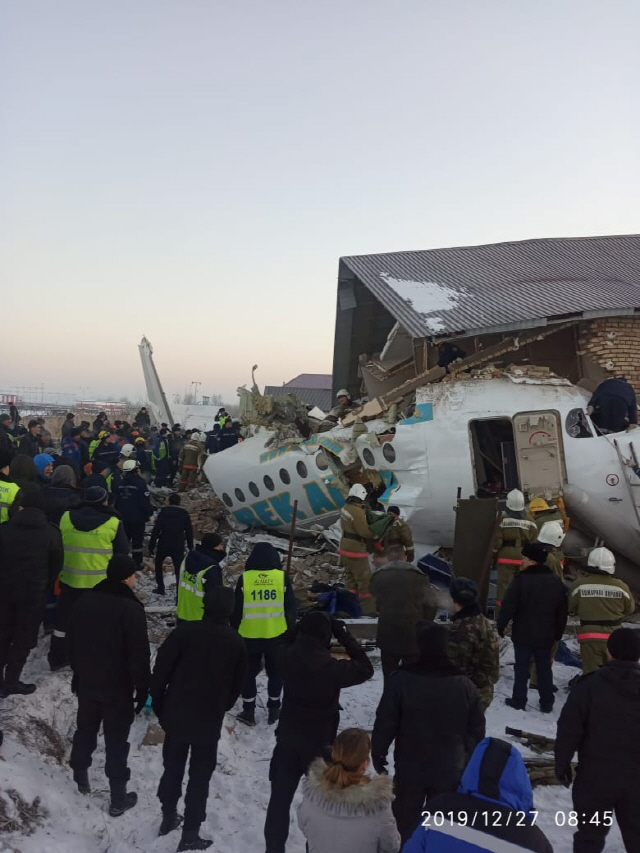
xmin=296 ymin=461 xmax=308 ymax=478
xmin=264 ymin=475 xmax=275 ymax=491
xmin=362 ymin=448 xmax=375 ymax=466
xmin=382 ymin=443 xmax=396 ymax=464
xmin=315 ymin=452 xmax=329 ymax=471
xmin=566 ymin=409 xmax=594 ymax=438
xmin=222 ymin=493 xmax=233 ymax=507
xmin=279 ymin=468 xmax=291 ymax=485
xmin=234 ymin=488 xmax=246 ymax=503
xmin=249 ymin=482 xmax=260 ymax=497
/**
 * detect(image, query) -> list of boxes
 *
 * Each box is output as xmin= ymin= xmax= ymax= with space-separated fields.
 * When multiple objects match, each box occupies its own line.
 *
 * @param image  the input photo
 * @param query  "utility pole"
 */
xmin=191 ymin=381 xmax=201 ymax=404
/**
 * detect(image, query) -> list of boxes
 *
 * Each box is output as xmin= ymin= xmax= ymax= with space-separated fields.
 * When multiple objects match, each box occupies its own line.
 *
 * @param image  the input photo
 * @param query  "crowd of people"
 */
xmin=0 ymin=410 xmax=639 ymax=852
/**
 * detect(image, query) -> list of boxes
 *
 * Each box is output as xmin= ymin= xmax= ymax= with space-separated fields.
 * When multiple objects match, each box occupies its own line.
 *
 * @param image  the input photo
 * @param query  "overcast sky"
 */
xmin=2 ymin=1 xmax=639 ymax=404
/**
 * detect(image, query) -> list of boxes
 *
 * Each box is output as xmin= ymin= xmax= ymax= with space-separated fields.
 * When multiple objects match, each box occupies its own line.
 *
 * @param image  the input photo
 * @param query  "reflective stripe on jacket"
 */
xmin=0 ymin=480 xmax=20 ymax=523
xmin=238 ymin=569 xmax=287 ymax=639
xmin=58 ymin=512 xmax=119 ymax=589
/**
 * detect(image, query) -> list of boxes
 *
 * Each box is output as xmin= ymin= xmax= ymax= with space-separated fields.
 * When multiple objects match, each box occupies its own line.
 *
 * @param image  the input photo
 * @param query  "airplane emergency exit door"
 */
xmin=512 ymin=411 xmax=567 ymax=496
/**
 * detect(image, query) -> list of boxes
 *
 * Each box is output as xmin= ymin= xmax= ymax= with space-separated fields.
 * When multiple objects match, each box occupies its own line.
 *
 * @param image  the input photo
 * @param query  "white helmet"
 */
xmin=120 ymin=443 xmax=135 ymax=458
xmin=506 ymin=489 xmax=525 ymax=512
xmin=588 ymin=547 xmax=615 ymax=575
xmin=348 ymin=483 xmax=367 ymax=501
xmin=191 ymin=431 xmax=204 ymax=442
xmin=537 ymin=521 xmax=565 ymax=549
xmin=122 ymin=459 xmax=140 ymax=473
xmin=336 ymin=389 xmax=350 ymax=400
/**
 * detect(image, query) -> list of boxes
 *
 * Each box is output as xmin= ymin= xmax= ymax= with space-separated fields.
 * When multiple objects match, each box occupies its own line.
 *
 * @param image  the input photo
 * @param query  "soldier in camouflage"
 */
xmin=381 ymin=506 xmax=414 ymax=563
xmin=447 ymin=577 xmax=499 ymax=711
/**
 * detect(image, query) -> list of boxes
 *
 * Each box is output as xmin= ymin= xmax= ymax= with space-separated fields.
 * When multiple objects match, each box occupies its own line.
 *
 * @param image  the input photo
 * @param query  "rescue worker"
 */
xmin=437 ymin=341 xmax=467 ymax=371
xmin=151 ymin=587 xmax=247 ymax=851
xmin=0 ymin=414 xmax=16 ymax=453
xmin=447 ymin=578 xmax=500 ymax=711
xmin=48 ymin=486 xmax=129 ymax=671
xmin=82 ymin=459 xmax=110 ymax=493
xmin=88 ymin=429 xmax=107 ymax=460
xmin=205 ymin=424 xmax=221 ymax=455
xmin=568 ymin=546 xmax=634 ymax=673
xmin=149 ymin=493 xmax=194 ymax=596
xmin=370 ymin=543 xmax=437 ymax=678
xmin=134 ymin=436 xmax=154 ymax=481
xmin=231 ymin=542 xmax=296 ymax=727
xmin=403 ymin=738 xmax=553 ymax=853
xmin=264 ymin=612 xmax=373 ymax=853
xmin=176 ymin=533 xmax=226 ymax=618
xmin=0 ymin=486 xmax=63 ymax=695
xmin=326 ymin=389 xmax=356 ymax=423
xmin=154 ymin=427 xmax=172 ymax=487
xmin=371 ymin=621 xmax=485 ymax=846
xmin=93 ymin=431 xmax=121 ymax=467
xmin=497 ymin=541 xmax=568 ymax=713
xmin=0 ymin=449 xmax=20 ymax=523
xmin=529 ymin=520 xmax=567 ymax=693
xmin=494 ymin=489 xmax=537 ymax=615
xmin=339 ymin=483 xmax=376 ymax=616
xmin=218 ymin=420 xmax=239 ymax=451
xmin=381 ymin=505 xmax=414 ymax=562
xmin=215 ymin=407 xmax=229 ymax=427
xmin=169 ymin=425 xmax=184 ymax=478
xmin=114 ymin=459 xmax=153 ymax=568
xmin=178 ymin=431 xmax=205 ymax=492
xmin=67 ymin=555 xmax=150 ymax=816
xmin=555 ymin=628 xmax=640 ymax=853
xmin=588 ymin=375 xmax=638 ymax=434
xmin=528 ymin=496 xmax=564 ymax=533
xmin=17 ymin=420 xmax=42 ymax=457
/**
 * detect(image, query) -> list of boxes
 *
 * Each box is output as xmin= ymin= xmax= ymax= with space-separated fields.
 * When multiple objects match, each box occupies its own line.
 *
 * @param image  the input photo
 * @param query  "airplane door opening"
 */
xmin=469 ymin=418 xmax=519 ymax=495
xmin=512 ymin=410 xmax=566 ymax=496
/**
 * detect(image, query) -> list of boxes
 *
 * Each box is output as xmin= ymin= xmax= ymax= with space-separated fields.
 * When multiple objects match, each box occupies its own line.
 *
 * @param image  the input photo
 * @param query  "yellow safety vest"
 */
xmin=238 ymin=569 xmax=287 ymax=639
xmin=58 ymin=512 xmax=120 ymax=589
xmin=0 ymin=480 xmax=20 ymax=523
xmin=177 ymin=560 xmax=213 ymax=621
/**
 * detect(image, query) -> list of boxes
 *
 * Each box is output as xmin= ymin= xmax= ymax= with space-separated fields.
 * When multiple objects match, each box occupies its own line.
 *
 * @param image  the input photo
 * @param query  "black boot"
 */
xmin=73 ymin=770 xmax=91 ymax=795
xmin=177 ymin=829 xmax=213 ymax=851
xmin=504 ymin=698 xmax=526 ymax=710
xmin=109 ymin=784 xmax=138 ymax=817
xmin=159 ymin=811 xmax=183 ymax=836
xmin=267 ymin=704 xmax=280 ymax=725
xmin=236 ymin=703 xmax=256 ymax=727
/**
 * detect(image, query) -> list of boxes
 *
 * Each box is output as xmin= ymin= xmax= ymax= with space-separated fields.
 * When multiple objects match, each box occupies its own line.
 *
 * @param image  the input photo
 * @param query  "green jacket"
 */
xmin=448 ymin=604 xmax=500 ymax=709
xmin=495 ymin=512 xmax=538 ymax=563
xmin=569 ymin=572 xmax=635 ymax=625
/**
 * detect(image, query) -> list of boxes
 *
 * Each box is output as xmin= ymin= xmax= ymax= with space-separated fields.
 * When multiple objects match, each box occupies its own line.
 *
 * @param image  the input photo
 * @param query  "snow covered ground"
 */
xmin=0 ymin=634 xmax=626 ymax=852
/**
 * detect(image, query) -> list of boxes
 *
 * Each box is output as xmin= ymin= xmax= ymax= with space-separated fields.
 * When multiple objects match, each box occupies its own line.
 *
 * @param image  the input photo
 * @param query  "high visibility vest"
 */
xmin=58 ymin=512 xmax=119 ymax=589
xmin=238 ymin=569 xmax=287 ymax=639
xmin=89 ymin=440 xmax=100 ymax=459
xmin=0 ymin=480 xmax=20 ymax=523
xmin=176 ymin=559 xmax=214 ymax=621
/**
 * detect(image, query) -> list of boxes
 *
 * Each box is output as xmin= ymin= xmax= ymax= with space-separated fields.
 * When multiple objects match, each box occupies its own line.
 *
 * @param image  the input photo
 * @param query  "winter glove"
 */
xmin=134 ymin=692 xmax=148 ymax=715
xmin=331 ymin=619 xmax=351 ymax=644
xmin=372 ymin=756 xmax=388 ymax=775
xmin=555 ymin=765 xmax=573 ymax=788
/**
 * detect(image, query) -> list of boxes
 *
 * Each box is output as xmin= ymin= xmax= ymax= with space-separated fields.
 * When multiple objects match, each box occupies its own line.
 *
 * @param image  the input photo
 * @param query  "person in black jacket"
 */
xmin=555 ymin=628 xmax=640 ymax=853
xmin=588 ymin=376 xmax=638 ymax=434
xmin=219 ymin=420 xmax=239 ymax=451
xmin=0 ymin=487 xmax=63 ymax=695
xmin=371 ymin=621 xmax=486 ymax=846
xmin=67 ymin=556 xmax=150 ymax=817
xmin=149 ymin=493 xmax=194 ymax=595
xmin=17 ymin=420 xmax=42 ymax=458
xmin=0 ymin=414 xmax=15 ymax=453
xmin=82 ymin=458 xmax=110 ymax=492
xmin=497 ymin=541 xmax=568 ymax=713
xmin=114 ymin=460 xmax=153 ymax=567
xmin=9 ymin=454 xmax=38 ymax=492
xmin=151 ymin=586 xmax=247 ymax=852
xmin=41 ymin=465 xmax=81 ymax=525
xmin=263 ymin=611 xmax=373 ymax=853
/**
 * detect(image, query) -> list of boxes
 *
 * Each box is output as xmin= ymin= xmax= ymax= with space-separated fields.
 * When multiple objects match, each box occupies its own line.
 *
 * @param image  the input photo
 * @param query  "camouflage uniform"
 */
xmin=382 ymin=518 xmax=415 ymax=562
xmin=448 ymin=606 xmax=499 ymax=710
xmin=494 ymin=511 xmax=538 ymax=615
xmin=339 ymin=498 xmax=375 ymax=615
xmin=569 ymin=571 xmax=635 ymax=673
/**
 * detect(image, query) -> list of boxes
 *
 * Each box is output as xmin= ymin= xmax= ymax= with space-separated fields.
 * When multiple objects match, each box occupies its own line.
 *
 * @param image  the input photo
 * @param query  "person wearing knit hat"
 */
xmin=448 ymin=578 xmax=499 ymax=711
xmin=555 ymin=627 xmax=640 ymax=853
xmin=0 ymin=448 xmax=20 ymax=524
xmin=67 ymin=553 xmax=149 ymax=816
xmin=33 ymin=453 xmax=54 ymax=484
xmin=174 ymin=532 xmax=224 ymax=616
xmin=497 ymin=540 xmax=568 ymax=713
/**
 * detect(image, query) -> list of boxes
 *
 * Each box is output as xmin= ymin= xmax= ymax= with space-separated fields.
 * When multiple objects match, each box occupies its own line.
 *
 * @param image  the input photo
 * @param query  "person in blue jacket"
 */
xmin=402 ymin=737 xmax=552 ymax=853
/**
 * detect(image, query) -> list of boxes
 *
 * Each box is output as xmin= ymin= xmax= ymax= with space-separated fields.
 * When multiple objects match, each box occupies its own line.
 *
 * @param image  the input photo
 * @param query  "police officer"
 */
xmin=569 ymin=547 xmax=635 ymax=673
xmin=382 ymin=505 xmax=415 ymax=563
xmin=115 ymin=459 xmax=153 ymax=568
xmin=231 ymin=543 xmax=296 ymax=726
xmin=494 ymin=489 xmax=538 ymax=616
xmin=339 ymin=484 xmax=376 ymax=615
xmin=176 ymin=533 xmax=226 ymax=619
xmin=48 ymin=486 xmax=129 ymax=670
xmin=0 ymin=449 xmax=20 ymax=524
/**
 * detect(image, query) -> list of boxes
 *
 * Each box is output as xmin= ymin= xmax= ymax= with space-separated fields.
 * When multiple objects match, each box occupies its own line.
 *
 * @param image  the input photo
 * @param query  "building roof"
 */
xmin=340 ymin=234 xmax=640 ymax=339
xmin=263 ymin=385 xmax=333 ymax=412
xmin=283 ymin=373 xmax=332 ymax=389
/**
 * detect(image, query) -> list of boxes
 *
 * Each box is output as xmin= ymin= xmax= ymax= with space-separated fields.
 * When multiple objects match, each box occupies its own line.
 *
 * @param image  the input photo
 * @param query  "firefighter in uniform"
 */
xmin=231 ymin=542 xmax=296 ymax=727
xmin=569 ymin=547 xmax=635 ymax=673
xmin=382 ymin=505 xmax=415 ymax=562
xmin=177 ymin=431 xmax=205 ymax=492
xmin=494 ymin=489 xmax=538 ymax=616
xmin=339 ymin=483 xmax=376 ymax=615
xmin=0 ymin=450 xmax=20 ymax=523
xmin=529 ymin=497 xmax=564 ymax=533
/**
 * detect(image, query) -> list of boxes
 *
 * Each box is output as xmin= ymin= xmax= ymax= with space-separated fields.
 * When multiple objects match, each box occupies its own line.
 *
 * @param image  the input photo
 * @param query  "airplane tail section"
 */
xmin=138 ymin=336 xmax=174 ymax=426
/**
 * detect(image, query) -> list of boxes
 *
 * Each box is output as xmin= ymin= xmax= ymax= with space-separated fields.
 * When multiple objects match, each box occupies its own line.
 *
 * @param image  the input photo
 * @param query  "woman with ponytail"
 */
xmin=297 ymin=728 xmax=400 ymax=853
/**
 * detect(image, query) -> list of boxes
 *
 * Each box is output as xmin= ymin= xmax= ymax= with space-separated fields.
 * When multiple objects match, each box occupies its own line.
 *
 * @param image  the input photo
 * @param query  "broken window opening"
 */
xmin=566 ymin=408 xmax=594 ymax=438
xmin=469 ymin=418 xmax=519 ymax=497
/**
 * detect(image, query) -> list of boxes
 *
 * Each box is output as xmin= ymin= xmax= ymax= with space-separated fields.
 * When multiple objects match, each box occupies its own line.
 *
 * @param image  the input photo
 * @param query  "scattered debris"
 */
xmin=141 ymin=723 xmax=165 ymax=747
xmin=0 ymin=789 xmax=48 ymax=835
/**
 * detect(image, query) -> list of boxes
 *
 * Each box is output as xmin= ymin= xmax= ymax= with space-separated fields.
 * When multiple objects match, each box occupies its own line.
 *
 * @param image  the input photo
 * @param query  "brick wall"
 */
xmin=578 ymin=317 xmax=640 ymax=388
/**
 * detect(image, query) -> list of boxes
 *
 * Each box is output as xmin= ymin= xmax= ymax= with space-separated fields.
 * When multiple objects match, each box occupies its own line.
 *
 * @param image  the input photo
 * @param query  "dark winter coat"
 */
xmin=64 ymin=503 xmax=130 ymax=557
xmin=114 ymin=472 xmax=153 ymax=526
xmin=67 ymin=578 xmax=151 ymax=702
xmin=276 ymin=628 xmax=374 ymax=752
xmin=134 ymin=409 xmax=151 ymax=429
xmin=589 ymin=377 xmax=638 ymax=432
xmin=403 ymin=738 xmax=552 ymax=853
xmin=41 ymin=483 xmax=82 ymax=525
xmin=82 ymin=472 xmax=109 ymax=492
xmin=17 ymin=431 xmax=42 ymax=458
xmin=447 ymin=603 xmax=500 ymax=710
xmin=0 ymin=423 xmax=15 ymax=453
xmin=93 ymin=440 xmax=121 ymax=467
xmin=0 ymin=507 xmax=63 ymax=599
xmin=497 ymin=563 xmax=568 ymax=647
xmin=555 ymin=660 xmax=640 ymax=780
xmin=149 ymin=505 xmax=194 ymax=555
xmin=370 ymin=561 xmax=438 ymax=657
xmin=179 ymin=545 xmax=225 ymax=592
xmin=61 ymin=436 xmax=82 ymax=468
xmin=219 ymin=426 xmax=239 ymax=450
xmin=151 ymin=587 xmax=247 ymax=742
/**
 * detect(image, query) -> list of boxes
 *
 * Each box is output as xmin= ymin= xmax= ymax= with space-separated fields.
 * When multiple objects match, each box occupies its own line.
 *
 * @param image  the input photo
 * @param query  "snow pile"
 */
xmin=379 ymin=273 xmax=462 ymax=334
